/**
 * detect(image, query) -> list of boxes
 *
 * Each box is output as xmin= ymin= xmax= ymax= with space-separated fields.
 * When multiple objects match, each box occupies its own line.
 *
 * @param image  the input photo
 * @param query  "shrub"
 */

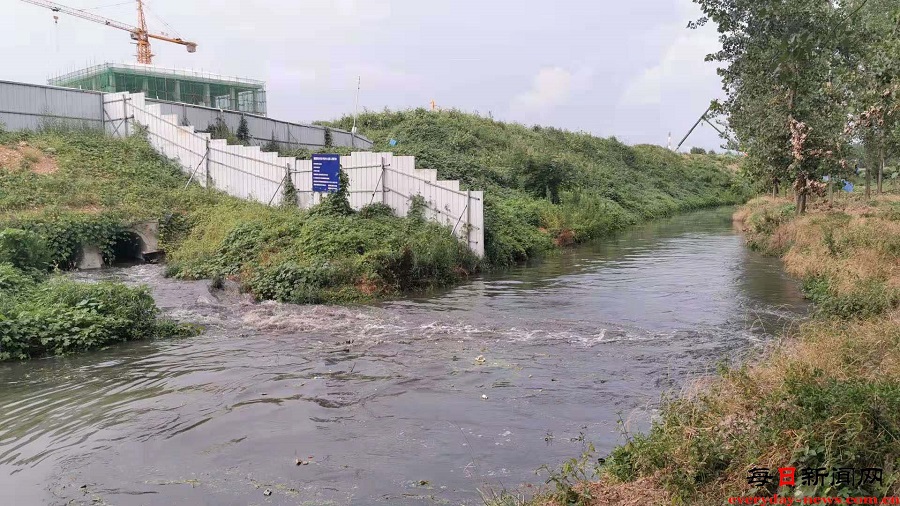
xmin=0 ymin=228 xmax=51 ymax=271
xmin=310 ymin=170 xmax=353 ymax=217
xmin=0 ymin=279 xmax=172 ymax=360
xmin=281 ymin=172 xmax=298 ymax=208
xmin=358 ymin=202 xmax=394 ymax=218
xmin=0 ymin=262 xmax=37 ymax=294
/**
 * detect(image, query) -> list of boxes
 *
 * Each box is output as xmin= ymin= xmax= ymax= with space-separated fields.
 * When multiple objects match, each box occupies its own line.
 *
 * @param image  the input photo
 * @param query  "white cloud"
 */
xmin=513 ymin=66 xmax=593 ymax=113
xmin=620 ymin=0 xmax=720 ymax=107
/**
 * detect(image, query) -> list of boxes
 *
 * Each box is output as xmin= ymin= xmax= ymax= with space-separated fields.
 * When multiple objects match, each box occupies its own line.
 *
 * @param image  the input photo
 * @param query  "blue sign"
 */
xmin=389 ymin=138 xmax=398 ymax=146
xmin=843 ymin=181 xmax=854 ymax=193
xmin=312 ymin=154 xmax=340 ymax=193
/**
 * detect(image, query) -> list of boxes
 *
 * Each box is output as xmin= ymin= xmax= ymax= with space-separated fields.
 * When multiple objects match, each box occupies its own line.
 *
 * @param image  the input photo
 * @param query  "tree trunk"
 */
xmin=795 ymin=174 xmax=807 ymax=215
xmin=878 ymin=148 xmax=884 ymax=195
xmin=866 ymin=159 xmax=871 ymax=199
xmin=772 ymin=178 xmax=779 ymax=198
xmin=828 ymin=176 xmax=834 ymax=207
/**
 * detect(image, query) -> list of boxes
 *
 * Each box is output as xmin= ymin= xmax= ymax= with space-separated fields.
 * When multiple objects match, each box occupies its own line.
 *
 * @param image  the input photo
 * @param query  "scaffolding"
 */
xmin=48 ymin=63 xmax=267 ymax=116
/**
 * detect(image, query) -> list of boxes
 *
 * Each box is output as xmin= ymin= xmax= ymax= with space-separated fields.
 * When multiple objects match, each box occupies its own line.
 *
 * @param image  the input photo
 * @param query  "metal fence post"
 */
xmin=122 ymin=96 xmax=128 ymax=137
xmin=466 ymin=190 xmax=472 ymax=249
xmin=204 ymin=138 xmax=211 ymax=188
xmin=381 ymin=157 xmax=387 ymax=204
xmin=294 ymin=158 xmax=301 ymax=208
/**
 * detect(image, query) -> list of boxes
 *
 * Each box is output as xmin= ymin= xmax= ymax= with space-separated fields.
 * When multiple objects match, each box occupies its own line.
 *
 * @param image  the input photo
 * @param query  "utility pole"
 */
xmin=676 ymin=105 xmax=721 ymax=152
xmin=350 ymin=76 xmax=360 ymax=149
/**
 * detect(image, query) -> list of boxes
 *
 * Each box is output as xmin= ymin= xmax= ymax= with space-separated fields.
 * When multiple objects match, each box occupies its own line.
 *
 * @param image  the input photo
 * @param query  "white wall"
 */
xmin=103 ymin=92 xmax=484 ymax=256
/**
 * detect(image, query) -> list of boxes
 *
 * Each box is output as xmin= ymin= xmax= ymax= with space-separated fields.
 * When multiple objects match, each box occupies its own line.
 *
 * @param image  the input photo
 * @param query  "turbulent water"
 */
xmin=0 ymin=208 xmax=807 ymax=505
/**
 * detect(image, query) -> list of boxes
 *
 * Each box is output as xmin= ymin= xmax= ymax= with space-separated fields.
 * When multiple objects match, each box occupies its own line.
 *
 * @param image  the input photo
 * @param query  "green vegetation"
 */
xmin=0 ymin=272 xmax=187 ymax=361
xmin=696 ymin=0 xmax=900 ymax=210
xmin=0 ymin=128 xmax=476 ymax=311
xmin=325 ymin=109 xmax=749 ymax=266
xmin=0 ymin=106 xmax=745 ymax=358
xmin=0 ymin=227 xmax=191 ymax=361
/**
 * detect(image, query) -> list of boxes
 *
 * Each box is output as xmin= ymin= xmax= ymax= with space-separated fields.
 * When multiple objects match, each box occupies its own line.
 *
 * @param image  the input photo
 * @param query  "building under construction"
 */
xmin=49 ymin=63 xmax=267 ymax=116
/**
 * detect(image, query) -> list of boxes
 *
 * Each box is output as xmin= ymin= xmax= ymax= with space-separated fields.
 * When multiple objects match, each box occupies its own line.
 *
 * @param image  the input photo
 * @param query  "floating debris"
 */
xmin=481 ymin=394 xmax=488 ymax=400
xmin=474 ymin=355 xmax=486 ymax=365
xmin=263 ymin=489 xmax=272 ymax=496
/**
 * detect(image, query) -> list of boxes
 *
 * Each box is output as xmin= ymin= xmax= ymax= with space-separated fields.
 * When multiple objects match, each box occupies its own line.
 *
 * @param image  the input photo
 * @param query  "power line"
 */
xmin=82 ymin=1 xmax=131 ymax=10
xmin=143 ymin=0 xmax=181 ymax=38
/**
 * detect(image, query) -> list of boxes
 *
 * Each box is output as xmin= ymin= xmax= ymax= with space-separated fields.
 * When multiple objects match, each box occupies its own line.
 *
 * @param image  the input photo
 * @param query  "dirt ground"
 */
xmin=0 ymin=141 xmax=57 ymax=174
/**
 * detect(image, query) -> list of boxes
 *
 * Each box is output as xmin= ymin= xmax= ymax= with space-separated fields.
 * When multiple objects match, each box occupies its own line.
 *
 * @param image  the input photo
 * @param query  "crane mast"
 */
xmin=135 ymin=0 xmax=151 ymax=64
xmin=21 ymin=0 xmax=197 ymax=64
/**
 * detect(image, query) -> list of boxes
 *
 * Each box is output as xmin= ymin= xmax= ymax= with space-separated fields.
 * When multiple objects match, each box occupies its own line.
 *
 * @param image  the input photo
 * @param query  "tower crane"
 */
xmin=21 ymin=0 xmax=197 ymax=65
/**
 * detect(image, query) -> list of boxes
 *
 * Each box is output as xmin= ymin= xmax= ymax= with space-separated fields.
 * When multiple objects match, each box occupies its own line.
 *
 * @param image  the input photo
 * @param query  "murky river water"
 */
xmin=0 ymin=208 xmax=807 ymax=505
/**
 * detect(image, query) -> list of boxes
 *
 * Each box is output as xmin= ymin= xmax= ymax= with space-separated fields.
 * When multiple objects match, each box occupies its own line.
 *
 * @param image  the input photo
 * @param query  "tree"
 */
xmin=205 ymin=117 xmax=232 ymax=141
xmin=236 ymin=116 xmax=251 ymax=144
xmin=845 ymin=0 xmax=900 ymax=196
xmin=262 ymin=131 xmax=279 ymax=153
xmin=519 ymin=154 xmax=575 ymax=204
xmin=692 ymin=0 xmax=857 ymax=213
xmin=690 ymin=147 xmax=708 ymax=155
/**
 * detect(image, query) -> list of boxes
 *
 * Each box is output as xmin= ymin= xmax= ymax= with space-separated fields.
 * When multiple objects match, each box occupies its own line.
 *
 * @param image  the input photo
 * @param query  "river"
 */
xmin=0 ymin=207 xmax=807 ymax=505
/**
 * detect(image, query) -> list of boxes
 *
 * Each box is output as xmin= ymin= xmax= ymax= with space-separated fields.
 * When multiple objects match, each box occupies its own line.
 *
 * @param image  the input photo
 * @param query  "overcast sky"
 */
xmin=7 ymin=0 xmax=726 ymax=150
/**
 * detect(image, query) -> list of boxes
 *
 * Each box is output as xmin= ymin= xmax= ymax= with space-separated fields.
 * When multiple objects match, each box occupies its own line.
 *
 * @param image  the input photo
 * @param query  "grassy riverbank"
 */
xmin=502 ymin=195 xmax=900 ymax=505
xmin=0 ymin=118 xmax=743 ymax=359
xmin=325 ymin=109 xmax=750 ymax=266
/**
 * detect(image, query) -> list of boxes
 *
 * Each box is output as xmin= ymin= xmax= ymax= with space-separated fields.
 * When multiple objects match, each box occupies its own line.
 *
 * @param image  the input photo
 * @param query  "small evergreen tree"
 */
xmin=206 ymin=118 xmax=228 ymax=139
xmin=262 ymin=131 xmax=279 ymax=152
xmin=236 ymin=116 xmax=251 ymax=144
xmin=324 ymin=127 xmax=333 ymax=148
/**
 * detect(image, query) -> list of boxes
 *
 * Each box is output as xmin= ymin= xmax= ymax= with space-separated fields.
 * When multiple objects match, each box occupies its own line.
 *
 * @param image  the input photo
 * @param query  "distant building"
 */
xmin=49 ymin=63 xmax=267 ymax=116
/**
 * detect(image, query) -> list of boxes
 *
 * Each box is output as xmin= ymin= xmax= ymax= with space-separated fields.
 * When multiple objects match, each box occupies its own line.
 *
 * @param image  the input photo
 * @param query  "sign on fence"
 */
xmin=312 ymin=154 xmax=340 ymax=193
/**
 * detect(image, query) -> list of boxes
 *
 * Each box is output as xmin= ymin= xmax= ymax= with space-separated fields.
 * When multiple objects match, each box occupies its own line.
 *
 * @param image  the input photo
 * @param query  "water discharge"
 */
xmin=0 ymin=208 xmax=807 ymax=505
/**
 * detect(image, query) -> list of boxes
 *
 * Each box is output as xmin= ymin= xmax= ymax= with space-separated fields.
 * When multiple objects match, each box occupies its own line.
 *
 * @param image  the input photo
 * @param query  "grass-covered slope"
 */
xmin=0 ymin=129 xmax=476 ymax=310
xmin=326 ymin=109 xmax=749 ymax=265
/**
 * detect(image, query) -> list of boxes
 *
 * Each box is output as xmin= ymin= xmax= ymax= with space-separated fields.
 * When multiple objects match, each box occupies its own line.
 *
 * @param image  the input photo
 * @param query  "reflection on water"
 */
xmin=0 ymin=207 xmax=806 ymax=505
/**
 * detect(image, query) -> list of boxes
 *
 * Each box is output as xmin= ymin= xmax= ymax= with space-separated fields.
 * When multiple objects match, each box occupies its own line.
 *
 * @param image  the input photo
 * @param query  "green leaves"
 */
xmin=0 ymin=228 xmax=51 ymax=271
xmin=0 ymin=277 xmax=172 ymax=361
xmin=694 ymin=0 xmax=899 ymax=197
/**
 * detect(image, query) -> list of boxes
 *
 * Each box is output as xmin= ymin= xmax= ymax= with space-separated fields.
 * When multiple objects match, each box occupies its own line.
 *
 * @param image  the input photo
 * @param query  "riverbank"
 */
xmin=0 ymin=129 xmax=476 ymax=360
xmin=0 ymin=121 xmax=744 ymax=360
xmin=506 ymin=195 xmax=900 ymax=505
xmin=323 ymin=109 xmax=751 ymax=266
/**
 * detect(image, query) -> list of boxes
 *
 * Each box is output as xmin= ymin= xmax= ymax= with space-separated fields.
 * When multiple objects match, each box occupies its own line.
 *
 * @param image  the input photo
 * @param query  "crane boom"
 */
xmin=21 ymin=0 xmax=197 ymax=64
